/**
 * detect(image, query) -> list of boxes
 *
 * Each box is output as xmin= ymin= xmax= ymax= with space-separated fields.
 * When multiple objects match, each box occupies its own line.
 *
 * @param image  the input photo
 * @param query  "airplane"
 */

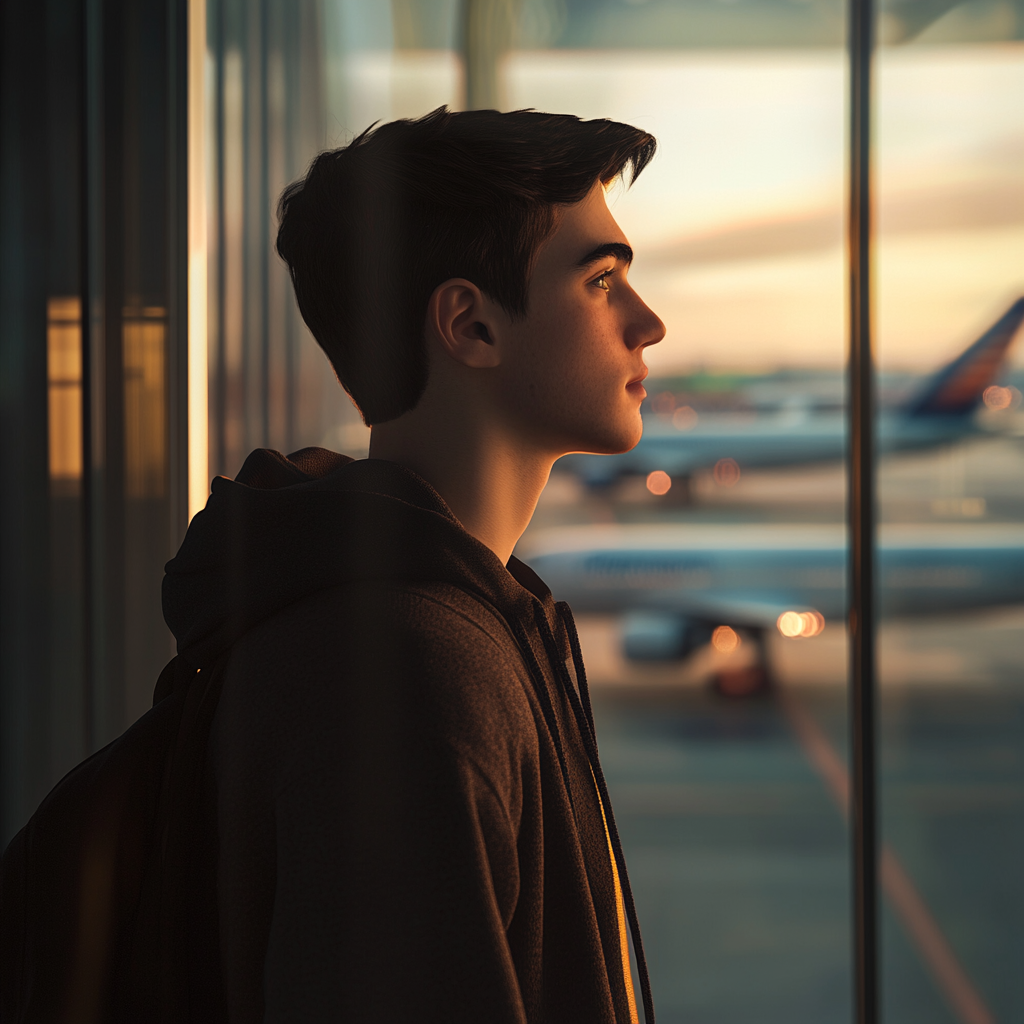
xmin=558 ymin=298 xmax=1024 ymax=496
xmin=520 ymin=522 xmax=1024 ymax=696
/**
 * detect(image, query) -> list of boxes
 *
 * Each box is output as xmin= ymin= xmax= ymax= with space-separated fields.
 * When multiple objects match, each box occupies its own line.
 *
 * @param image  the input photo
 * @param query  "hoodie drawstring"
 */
xmin=505 ymin=597 xmax=655 ymax=1024
xmin=508 ymin=617 xmax=578 ymax=822
xmin=553 ymin=602 xmax=657 ymax=1024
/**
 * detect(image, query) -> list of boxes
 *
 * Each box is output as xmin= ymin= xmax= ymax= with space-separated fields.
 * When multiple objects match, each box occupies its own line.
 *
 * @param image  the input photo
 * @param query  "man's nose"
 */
xmin=627 ymin=290 xmax=666 ymax=350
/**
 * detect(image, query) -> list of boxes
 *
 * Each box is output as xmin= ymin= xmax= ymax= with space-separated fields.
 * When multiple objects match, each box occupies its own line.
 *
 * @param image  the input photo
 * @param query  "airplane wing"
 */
xmin=620 ymin=592 xmax=829 ymax=662
xmin=659 ymin=591 xmax=823 ymax=630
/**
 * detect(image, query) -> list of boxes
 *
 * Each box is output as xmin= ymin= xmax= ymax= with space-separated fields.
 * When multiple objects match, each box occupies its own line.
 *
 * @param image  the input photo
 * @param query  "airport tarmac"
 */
xmin=592 ymin=675 xmax=1022 ymax=1024
xmin=520 ymin=437 xmax=1024 ymax=1024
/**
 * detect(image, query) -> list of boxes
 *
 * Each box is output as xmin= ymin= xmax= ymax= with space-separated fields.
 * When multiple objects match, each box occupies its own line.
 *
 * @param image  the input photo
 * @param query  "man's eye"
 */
xmin=593 ymin=271 xmax=612 ymax=292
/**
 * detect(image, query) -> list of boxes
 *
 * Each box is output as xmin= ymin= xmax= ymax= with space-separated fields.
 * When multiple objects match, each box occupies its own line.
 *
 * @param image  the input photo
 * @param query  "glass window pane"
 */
xmin=509 ymin=6 xmax=852 ymax=1022
xmin=876 ymin=12 xmax=1024 ymax=1023
xmin=206 ymin=3 xmax=858 ymax=1019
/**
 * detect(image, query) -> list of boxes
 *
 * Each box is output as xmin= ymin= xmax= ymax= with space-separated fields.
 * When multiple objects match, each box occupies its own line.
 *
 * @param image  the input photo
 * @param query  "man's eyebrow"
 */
xmin=574 ymin=242 xmax=634 ymax=269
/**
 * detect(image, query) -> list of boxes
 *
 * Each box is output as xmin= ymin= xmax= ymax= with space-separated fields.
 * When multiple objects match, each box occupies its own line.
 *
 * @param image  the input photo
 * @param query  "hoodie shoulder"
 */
xmin=215 ymin=577 xmax=540 ymax=794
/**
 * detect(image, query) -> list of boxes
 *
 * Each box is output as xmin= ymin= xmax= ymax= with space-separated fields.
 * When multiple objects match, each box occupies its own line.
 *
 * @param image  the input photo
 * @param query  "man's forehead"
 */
xmin=541 ymin=186 xmax=631 ymax=268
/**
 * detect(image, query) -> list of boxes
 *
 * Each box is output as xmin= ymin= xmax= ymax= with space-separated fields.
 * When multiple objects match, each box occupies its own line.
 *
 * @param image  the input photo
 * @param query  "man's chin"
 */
xmin=569 ymin=425 xmax=643 ymax=457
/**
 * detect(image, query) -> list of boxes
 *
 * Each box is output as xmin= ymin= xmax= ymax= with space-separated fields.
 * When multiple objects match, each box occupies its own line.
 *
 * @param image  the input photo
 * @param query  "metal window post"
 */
xmin=848 ymin=0 xmax=878 ymax=1018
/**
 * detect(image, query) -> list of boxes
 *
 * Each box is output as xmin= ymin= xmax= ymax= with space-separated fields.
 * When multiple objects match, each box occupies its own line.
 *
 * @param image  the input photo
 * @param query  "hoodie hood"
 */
xmin=163 ymin=447 xmax=554 ymax=669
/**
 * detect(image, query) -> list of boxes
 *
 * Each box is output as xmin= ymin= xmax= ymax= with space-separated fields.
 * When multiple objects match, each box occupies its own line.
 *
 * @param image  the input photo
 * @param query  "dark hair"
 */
xmin=276 ymin=106 xmax=656 ymax=424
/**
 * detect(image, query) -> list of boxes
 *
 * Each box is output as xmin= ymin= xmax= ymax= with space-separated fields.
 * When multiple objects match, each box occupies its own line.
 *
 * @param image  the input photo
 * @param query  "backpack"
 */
xmin=1 ymin=656 xmax=227 ymax=1023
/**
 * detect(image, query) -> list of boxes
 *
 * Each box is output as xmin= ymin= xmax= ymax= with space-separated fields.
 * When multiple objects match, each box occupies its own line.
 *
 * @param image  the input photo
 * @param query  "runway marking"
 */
xmin=776 ymin=686 xmax=996 ymax=1024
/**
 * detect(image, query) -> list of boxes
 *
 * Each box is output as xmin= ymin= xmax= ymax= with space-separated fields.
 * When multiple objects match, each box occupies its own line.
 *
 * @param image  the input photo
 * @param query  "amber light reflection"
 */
xmin=47 ymin=297 xmax=83 ymax=493
xmin=123 ymin=307 xmax=168 ymax=499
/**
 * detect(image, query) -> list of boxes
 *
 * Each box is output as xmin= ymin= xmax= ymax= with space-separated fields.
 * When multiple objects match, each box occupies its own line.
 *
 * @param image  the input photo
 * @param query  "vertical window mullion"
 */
xmin=848 ymin=0 xmax=878 ymax=1019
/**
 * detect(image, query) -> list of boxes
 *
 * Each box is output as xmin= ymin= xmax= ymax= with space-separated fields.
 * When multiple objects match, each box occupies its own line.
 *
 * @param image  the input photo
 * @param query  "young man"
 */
xmin=165 ymin=107 xmax=665 ymax=1022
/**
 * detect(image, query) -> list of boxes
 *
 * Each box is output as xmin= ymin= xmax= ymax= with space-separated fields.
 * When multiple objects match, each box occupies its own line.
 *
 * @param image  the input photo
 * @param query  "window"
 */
xmin=199 ymin=2 xmax=1024 ymax=1020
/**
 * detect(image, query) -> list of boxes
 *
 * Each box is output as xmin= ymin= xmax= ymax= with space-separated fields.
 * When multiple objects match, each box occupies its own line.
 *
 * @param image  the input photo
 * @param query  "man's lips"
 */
xmin=626 ymin=369 xmax=649 ymax=390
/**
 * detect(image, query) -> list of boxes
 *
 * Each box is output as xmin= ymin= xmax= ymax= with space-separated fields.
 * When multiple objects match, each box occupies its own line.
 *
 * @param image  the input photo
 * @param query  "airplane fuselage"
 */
xmin=522 ymin=523 xmax=1024 ymax=624
xmin=559 ymin=411 xmax=985 ymax=486
xmin=558 ymin=297 xmax=1024 ymax=487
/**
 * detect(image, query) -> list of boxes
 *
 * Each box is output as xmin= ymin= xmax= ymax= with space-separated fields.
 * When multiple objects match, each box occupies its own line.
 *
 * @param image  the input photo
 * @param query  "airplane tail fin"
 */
xmin=903 ymin=298 xmax=1024 ymax=418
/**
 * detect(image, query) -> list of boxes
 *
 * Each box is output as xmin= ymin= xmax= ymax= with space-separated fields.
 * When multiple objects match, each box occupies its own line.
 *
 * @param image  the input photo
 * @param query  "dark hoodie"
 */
xmin=162 ymin=447 xmax=653 ymax=1024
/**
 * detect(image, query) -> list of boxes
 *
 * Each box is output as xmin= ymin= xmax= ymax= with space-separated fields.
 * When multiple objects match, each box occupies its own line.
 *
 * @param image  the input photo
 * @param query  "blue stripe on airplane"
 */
xmin=522 ymin=523 xmax=1024 ymax=623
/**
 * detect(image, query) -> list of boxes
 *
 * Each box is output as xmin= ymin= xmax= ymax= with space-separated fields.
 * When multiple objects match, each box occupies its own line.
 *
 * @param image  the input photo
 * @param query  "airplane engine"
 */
xmin=622 ymin=610 xmax=711 ymax=661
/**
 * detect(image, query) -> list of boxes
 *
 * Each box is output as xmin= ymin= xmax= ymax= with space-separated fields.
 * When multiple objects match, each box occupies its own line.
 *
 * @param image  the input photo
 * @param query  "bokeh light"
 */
xmin=777 ymin=611 xmax=805 ymax=637
xmin=777 ymin=610 xmax=826 ymax=638
xmin=646 ymin=470 xmax=673 ymax=496
xmin=712 ymin=624 xmax=741 ymax=653
xmin=672 ymin=405 xmax=698 ymax=431
xmin=713 ymin=458 xmax=741 ymax=487
xmin=983 ymin=384 xmax=1020 ymax=411
xmin=651 ymin=391 xmax=676 ymax=415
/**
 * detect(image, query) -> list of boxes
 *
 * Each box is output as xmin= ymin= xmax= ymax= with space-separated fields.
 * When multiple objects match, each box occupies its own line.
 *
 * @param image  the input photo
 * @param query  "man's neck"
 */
xmin=368 ymin=400 xmax=554 ymax=566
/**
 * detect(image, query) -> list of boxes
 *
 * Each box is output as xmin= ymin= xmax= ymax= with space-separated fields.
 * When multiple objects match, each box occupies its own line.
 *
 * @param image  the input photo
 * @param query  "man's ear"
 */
xmin=427 ymin=278 xmax=503 ymax=369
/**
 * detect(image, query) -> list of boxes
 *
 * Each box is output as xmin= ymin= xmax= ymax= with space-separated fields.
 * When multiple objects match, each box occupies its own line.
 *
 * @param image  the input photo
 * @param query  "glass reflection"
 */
xmin=46 ymin=297 xmax=84 ymax=493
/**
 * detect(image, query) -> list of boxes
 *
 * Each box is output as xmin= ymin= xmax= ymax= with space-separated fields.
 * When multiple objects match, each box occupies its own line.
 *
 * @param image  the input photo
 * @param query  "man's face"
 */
xmin=491 ymin=182 xmax=665 ymax=457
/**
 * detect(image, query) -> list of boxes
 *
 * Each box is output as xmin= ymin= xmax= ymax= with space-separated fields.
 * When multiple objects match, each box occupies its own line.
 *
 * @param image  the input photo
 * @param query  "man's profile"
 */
xmin=180 ymin=105 xmax=663 ymax=1023
xmin=2 ymin=106 xmax=665 ymax=1023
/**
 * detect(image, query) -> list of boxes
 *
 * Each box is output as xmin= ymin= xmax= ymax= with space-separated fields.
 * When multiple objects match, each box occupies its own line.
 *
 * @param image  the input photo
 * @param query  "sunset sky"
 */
xmin=330 ymin=43 xmax=1024 ymax=375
